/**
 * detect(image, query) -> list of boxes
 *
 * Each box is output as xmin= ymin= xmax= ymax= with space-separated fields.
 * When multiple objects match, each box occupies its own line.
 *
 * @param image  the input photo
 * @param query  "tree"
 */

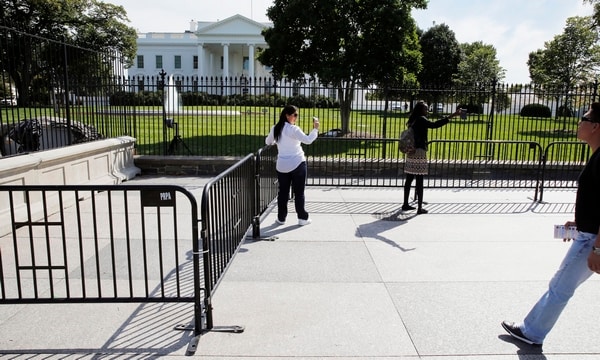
xmin=584 ymin=0 xmax=600 ymax=28
xmin=418 ymin=24 xmax=461 ymax=87
xmin=527 ymin=15 xmax=600 ymax=129
xmin=454 ymin=41 xmax=505 ymax=111
xmin=527 ymin=16 xmax=600 ymax=91
xmin=455 ymin=41 xmax=505 ymax=87
xmin=416 ymin=23 xmax=461 ymax=113
xmin=0 ymin=0 xmax=137 ymax=106
xmin=257 ymin=0 xmax=426 ymax=134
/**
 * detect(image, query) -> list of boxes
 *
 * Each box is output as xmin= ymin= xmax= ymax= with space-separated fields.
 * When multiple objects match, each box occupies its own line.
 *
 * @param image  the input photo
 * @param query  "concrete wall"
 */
xmin=0 ymin=136 xmax=140 ymax=186
xmin=0 ymin=136 xmax=140 ymax=237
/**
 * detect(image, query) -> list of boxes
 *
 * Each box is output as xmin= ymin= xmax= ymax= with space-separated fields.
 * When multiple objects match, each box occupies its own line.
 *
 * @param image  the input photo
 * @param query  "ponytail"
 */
xmin=273 ymin=104 xmax=298 ymax=141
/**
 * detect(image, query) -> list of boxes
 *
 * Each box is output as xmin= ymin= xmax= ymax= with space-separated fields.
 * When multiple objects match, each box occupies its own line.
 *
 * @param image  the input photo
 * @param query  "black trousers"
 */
xmin=277 ymin=161 xmax=308 ymax=221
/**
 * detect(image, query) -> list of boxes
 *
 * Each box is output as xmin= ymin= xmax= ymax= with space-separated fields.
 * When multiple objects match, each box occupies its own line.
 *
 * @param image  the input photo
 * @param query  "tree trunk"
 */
xmin=337 ymin=80 xmax=355 ymax=135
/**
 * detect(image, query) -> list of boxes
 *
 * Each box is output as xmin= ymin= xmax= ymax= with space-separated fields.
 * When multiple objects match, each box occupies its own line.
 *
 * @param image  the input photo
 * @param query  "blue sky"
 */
xmin=111 ymin=0 xmax=595 ymax=83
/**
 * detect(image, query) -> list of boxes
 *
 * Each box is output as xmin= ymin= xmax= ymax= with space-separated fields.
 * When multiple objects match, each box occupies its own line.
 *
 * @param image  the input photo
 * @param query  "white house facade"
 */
xmin=130 ymin=14 xmax=273 ymax=81
xmin=129 ymin=14 xmax=344 ymax=101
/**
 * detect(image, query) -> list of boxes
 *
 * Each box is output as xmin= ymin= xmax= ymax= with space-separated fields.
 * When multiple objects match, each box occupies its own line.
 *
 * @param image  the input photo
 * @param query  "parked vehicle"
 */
xmin=0 ymin=98 xmax=16 ymax=107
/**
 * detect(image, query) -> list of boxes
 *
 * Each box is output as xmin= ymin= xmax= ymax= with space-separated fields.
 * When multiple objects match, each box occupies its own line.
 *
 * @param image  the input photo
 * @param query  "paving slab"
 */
xmin=1 ymin=177 xmax=597 ymax=359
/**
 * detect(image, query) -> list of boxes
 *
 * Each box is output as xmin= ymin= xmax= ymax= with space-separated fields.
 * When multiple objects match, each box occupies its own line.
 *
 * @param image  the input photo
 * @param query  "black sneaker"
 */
xmin=501 ymin=321 xmax=542 ymax=346
xmin=402 ymin=204 xmax=416 ymax=211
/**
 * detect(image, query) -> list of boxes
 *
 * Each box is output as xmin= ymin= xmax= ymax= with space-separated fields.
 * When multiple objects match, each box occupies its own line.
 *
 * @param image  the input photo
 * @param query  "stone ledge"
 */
xmin=134 ymin=155 xmax=244 ymax=176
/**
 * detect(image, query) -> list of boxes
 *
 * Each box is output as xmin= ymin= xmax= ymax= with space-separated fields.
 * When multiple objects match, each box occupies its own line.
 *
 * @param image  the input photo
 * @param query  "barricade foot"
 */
xmin=186 ymin=335 xmax=200 ymax=355
xmin=209 ymin=325 xmax=245 ymax=333
xmin=247 ymin=234 xmax=278 ymax=241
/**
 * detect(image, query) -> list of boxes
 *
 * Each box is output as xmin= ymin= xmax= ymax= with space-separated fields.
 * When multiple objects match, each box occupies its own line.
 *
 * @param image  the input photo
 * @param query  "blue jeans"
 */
xmin=520 ymin=231 xmax=595 ymax=343
xmin=276 ymin=162 xmax=308 ymax=221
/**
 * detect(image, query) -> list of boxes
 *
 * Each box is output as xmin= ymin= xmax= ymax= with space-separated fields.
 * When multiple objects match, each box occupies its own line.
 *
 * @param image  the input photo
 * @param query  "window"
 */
xmin=174 ymin=55 xmax=181 ymax=69
xmin=243 ymin=56 xmax=249 ymax=71
xmin=137 ymin=79 xmax=145 ymax=92
xmin=328 ymin=88 xmax=337 ymax=100
xmin=155 ymin=55 xmax=162 ymax=69
xmin=220 ymin=56 xmax=223 ymax=70
xmin=136 ymin=55 xmax=144 ymax=69
xmin=193 ymin=55 xmax=198 ymax=69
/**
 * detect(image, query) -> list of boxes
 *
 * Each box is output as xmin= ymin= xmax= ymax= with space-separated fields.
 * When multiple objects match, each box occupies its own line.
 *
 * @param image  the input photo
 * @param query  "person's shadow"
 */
xmin=498 ymin=334 xmax=547 ymax=359
xmin=355 ymin=209 xmax=416 ymax=252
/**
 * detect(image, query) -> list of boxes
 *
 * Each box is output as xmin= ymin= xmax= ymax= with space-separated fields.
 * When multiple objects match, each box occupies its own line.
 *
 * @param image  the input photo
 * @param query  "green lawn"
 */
xmin=1 ymin=105 xmax=585 ymax=160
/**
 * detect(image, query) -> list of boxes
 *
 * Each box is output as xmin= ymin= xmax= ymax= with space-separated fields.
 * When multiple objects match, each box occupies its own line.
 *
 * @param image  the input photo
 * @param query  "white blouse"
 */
xmin=265 ymin=122 xmax=319 ymax=173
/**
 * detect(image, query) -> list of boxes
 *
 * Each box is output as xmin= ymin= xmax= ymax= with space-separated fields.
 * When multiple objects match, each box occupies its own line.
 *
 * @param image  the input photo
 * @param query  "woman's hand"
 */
xmin=450 ymin=108 xmax=462 ymax=118
xmin=313 ymin=117 xmax=320 ymax=130
xmin=563 ymin=220 xmax=576 ymax=242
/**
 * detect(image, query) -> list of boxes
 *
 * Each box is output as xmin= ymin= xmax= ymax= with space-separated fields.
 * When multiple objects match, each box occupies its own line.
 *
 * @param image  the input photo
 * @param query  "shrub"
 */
xmin=558 ymin=105 xmax=573 ymax=117
xmin=520 ymin=103 xmax=551 ymax=117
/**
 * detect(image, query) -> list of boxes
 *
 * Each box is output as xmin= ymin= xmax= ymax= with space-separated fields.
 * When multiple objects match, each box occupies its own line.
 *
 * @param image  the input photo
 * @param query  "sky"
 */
xmin=109 ymin=0 xmax=595 ymax=84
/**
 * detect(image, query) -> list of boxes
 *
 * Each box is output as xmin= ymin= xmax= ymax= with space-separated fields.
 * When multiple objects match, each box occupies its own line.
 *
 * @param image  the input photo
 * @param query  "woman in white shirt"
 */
xmin=265 ymin=105 xmax=320 ymax=226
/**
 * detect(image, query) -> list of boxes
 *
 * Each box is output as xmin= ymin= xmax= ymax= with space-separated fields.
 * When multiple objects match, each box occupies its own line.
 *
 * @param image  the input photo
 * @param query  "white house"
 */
xmin=130 ymin=14 xmax=273 ymax=81
xmin=129 ymin=14 xmax=344 ymax=101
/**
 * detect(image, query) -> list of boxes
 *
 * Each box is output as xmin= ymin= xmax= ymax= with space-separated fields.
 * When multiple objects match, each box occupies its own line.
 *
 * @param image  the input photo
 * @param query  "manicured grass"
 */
xmin=1 ymin=105 xmax=584 ymax=160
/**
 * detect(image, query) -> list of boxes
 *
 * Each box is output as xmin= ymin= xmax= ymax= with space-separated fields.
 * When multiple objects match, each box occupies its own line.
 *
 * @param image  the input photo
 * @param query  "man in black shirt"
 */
xmin=502 ymin=102 xmax=600 ymax=347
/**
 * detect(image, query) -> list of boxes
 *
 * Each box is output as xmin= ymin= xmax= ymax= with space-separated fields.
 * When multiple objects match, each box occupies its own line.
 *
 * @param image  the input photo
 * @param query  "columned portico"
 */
xmin=133 ymin=14 xmax=271 ymax=82
xmin=193 ymin=14 xmax=269 ymax=81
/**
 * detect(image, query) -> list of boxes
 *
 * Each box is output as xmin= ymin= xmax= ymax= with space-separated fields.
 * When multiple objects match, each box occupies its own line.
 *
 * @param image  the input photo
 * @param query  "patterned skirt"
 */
xmin=404 ymin=148 xmax=428 ymax=175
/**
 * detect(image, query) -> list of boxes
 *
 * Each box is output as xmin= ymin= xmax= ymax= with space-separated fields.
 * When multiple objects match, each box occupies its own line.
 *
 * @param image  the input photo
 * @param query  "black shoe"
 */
xmin=501 ymin=321 xmax=542 ymax=346
xmin=402 ymin=204 xmax=416 ymax=211
xmin=417 ymin=208 xmax=428 ymax=214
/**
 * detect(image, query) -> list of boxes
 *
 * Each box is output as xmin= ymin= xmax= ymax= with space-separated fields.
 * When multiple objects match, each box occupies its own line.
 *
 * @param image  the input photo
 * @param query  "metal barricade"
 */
xmin=0 ymin=184 xmax=204 ymax=349
xmin=199 ymin=154 xmax=254 ymax=332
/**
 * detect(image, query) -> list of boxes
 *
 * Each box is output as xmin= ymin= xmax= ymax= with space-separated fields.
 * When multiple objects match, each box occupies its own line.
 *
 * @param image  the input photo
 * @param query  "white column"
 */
xmin=248 ymin=44 xmax=255 ymax=80
xmin=248 ymin=44 xmax=256 ymax=95
xmin=222 ymin=43 xmax=229 ymax=96
xmin=222 ymin=43 xmax=229 ymax=78
xmin=197 ymin=43 xmax=205 ymax=77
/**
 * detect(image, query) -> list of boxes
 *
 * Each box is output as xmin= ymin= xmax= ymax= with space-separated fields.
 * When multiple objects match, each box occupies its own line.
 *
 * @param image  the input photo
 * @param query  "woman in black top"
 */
xmin=501 ymin=102 xmax=600 ymax=346
xmin=402 ymin=102 xmax=460 ymax=214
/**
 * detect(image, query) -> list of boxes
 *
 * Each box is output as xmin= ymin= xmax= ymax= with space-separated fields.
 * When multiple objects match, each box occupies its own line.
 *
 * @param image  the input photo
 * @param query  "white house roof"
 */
xmin=196 ymin=14 xmax=271 ymax=35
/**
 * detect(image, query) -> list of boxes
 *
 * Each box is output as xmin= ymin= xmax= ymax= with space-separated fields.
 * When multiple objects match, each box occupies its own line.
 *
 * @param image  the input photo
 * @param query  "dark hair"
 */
xmin=273 ymin=105 xmax=299 ymax=141
xmin=590 ymin=102 xmax=600 ymax=122
xmin=408 ymin=101 xmax=427 ymax=126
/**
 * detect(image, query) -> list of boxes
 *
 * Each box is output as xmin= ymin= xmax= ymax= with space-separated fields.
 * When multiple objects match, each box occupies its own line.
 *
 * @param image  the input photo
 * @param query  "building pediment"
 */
xmin=196 ymin=14 xmax=270 ymax=37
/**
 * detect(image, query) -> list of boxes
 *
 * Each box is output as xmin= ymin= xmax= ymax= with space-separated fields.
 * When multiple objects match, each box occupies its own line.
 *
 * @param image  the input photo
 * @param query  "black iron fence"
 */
xmin=0 ymin=24 xmax=594 ymax=190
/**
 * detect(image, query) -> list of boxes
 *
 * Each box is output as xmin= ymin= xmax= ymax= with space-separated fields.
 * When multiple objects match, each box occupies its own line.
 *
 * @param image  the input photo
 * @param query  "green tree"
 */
xmin=257 ymin=0 xmax=426 ymax=134
xmin=585 ymin=0 xmax=600 ymax=28
xmin=418 ymin=23 xmax=461 ymax=87
xmin=527 ymin=15 xmax=600 ymax=128
xmin=416 ymin=23 xmax=461 ymax=113
xmin=454 ymin=41 xmax=505 ymax=111
xmin=455 ymin=41 xmax=505 ymax=87
xmin=0 ymin=0 xmax=137 ymax=106
xmin=527 ymin=16 xmax=600 ymax=91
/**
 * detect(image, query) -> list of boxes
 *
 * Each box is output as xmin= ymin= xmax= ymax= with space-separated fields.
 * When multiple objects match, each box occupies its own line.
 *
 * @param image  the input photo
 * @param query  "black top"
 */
xmin=407 ymin=115 xmax=450 ymax=150
xmin=575 ymin=148 xmax=600 ymax=234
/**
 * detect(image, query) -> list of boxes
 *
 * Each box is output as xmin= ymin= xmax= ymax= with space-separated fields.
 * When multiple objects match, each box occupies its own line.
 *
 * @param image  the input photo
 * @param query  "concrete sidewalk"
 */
xmin=1 ymin=176 xmax=598 ymax=359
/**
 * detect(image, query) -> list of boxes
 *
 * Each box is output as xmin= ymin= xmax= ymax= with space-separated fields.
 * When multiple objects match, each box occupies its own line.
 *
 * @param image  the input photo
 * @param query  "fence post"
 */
xmin=61 ymin=40 xmax=73 ymax=146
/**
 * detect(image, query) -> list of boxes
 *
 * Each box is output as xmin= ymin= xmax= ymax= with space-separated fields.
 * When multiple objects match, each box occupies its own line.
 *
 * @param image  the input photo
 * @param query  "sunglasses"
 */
xmin=291 ymin=113 xmax=298 ymax=117
xmin=581 ymin=116 xmax=598 ymax=123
